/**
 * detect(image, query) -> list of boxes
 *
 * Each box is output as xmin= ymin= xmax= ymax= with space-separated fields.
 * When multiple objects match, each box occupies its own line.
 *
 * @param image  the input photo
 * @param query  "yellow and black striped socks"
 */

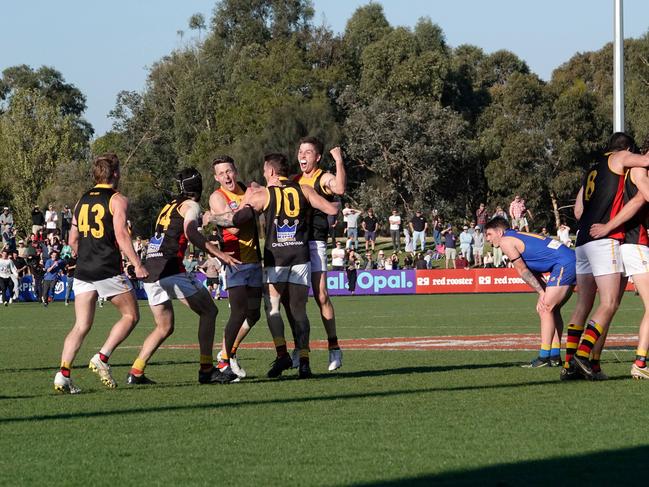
xmin=564 ymin=323 xmax=585 ymax=367
xmin=576 ymin=320 xmax=603 ymax=359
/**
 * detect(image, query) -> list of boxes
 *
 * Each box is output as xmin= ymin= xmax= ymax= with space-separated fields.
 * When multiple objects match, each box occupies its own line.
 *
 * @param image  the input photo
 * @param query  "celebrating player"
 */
xmin=485 ymin=217 xmax=576 ymax=367
xmin=225 ymin=153 xmax=339 ymax=379
xmin=206 ymin=156 xmax=263 ymax=379
xmin=127 ymin=167 xmax=241 ymax=385
xmin=54 ymin=153 xmax=147 ymax=394
xmin=291 ymin=137 xmax=346 ymax=371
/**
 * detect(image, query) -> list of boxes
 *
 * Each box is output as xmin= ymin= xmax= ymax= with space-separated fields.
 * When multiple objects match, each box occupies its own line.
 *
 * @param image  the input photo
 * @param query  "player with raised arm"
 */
xmin=223 ymin=153 xmax=339 ymax=379
xmin=126 ymin=168 xmax=241 ymax=385
xmin=562 ymin=132 xmax=649 ymax=380
xmin=205 ymin=156 xmax=263 ymax=379
xmin=54 ymin=153 xmax=148 ymax=394
xmin=485 ymin=217 xmax=576 ymax=367
xmin=291 ymin=137 xmax=346 ymax=371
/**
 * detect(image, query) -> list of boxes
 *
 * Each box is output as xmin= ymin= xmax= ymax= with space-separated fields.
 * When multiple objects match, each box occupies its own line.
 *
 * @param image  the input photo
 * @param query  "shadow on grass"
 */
xmin=0 ymin=372 xmax=626 ymax=423
xmin=351 ymin=445 xmax=649 ymax=486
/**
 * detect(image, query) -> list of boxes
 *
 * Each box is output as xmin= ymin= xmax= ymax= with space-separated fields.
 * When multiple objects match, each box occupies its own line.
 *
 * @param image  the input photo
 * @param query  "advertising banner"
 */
xmin=323 ymin=270 xmax=416 ymax=296
xmin=415 ymin=268 xmax=532 ymax=294
xmin=14 ymin=268 xmax=635 ymax=301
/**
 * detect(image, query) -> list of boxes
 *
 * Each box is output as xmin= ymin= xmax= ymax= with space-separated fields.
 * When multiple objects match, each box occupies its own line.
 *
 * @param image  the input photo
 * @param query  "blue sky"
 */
xmin=2 ymin=0 xmax=648 ymax=137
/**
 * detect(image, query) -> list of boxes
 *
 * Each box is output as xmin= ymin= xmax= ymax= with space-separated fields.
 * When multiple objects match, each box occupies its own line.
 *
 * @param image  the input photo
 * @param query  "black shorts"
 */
xmin=206 ymin=277 xmax=220 ymax=287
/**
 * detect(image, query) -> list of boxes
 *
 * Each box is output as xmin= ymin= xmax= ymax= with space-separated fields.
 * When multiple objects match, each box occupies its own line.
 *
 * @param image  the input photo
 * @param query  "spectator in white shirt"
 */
xmin=557 ymin=223 xmax=572 ymax=247
xmin=342 ymin=203 xmax=361 ymax=250
xmin=45 ymin=203 xmax=58 ymax=236
xmin=388 ymin=209 xmax=401 ymax=251
xmin=331 ymin=241 xmax=346 ymax=271
xmin=0 ymin=248 xmax=18 ymax=305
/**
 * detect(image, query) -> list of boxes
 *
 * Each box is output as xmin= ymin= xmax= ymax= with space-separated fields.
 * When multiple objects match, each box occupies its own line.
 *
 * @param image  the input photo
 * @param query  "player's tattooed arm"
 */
xmin=209 ymin=211 xmax=235 ymax=227
xmin=518 ymin=267 xmax=544 ymax=294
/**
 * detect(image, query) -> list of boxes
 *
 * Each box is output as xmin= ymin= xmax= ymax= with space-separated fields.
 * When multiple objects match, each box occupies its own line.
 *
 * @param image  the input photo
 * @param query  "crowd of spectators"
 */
xmin=1 ymin=194 xmax=575 ymax=303
xmin=329 ymin=196 xmax=574 ymax=272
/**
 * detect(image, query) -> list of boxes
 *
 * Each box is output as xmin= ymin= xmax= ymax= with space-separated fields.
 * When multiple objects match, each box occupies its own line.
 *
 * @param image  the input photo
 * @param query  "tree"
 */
xmin=188 ymin=13 xmax=206 ymax=40
xmin=0 ymin=65 xmax=93 ymax=139
xmin=0 ymin=89 xmax=86 ymax=234
xmin=343 ymin=98 xmax=472 ymax=217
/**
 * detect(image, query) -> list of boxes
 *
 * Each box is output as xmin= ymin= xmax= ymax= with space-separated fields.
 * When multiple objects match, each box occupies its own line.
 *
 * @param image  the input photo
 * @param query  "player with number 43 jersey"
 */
xmin=54 ymin=153 xmax=148 ymax=394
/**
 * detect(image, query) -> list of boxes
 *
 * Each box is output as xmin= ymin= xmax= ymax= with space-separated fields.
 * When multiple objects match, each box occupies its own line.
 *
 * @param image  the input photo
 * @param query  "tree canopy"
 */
xmin=3 ymin=0 xmax=649 ymax=236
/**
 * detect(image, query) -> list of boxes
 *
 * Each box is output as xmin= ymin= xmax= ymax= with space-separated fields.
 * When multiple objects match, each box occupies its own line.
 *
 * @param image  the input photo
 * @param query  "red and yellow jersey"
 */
xmin=216 ymin=183 xmax=261 ymax=264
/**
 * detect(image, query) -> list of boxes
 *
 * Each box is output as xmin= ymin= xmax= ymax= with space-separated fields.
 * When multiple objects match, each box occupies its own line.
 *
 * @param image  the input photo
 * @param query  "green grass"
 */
xmin=2 ymin=294 xmax=649 ymax=485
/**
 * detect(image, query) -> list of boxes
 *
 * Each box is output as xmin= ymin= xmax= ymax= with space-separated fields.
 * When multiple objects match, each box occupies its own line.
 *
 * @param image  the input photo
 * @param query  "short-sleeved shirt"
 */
xmin=444 ymin=232 xmax=456 ymax=248
xmin=388 ymin=215 xmax=401 ymax=230
xmin=363 ymin=215 xmax=378 ymax=232
xmin=343 ymin=210 xmax=360 ymax=229
xmin=44 ymin=258 xmax=63 ymax=280
xmin=411 ymin=216 xmax=427 ymax=232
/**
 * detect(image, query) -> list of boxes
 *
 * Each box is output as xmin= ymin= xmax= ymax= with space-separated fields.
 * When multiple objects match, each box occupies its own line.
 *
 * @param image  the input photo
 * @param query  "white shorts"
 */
xmin=224 ymin=262 xmax=263 ymax=289
xmin=621 ymin=243 xmax=649 ymax=277
xmin=264 ymin=263 xmax=311 ymax=287
xmin=74 ymin=274 xmax=133 ymax=299
xmin=309 ymin=240 xmax=328 ymax=273
xmin=143 ymin=274 xmax=203 ymax=306
xmin=576 ymin=239 xmax=623 ymax=276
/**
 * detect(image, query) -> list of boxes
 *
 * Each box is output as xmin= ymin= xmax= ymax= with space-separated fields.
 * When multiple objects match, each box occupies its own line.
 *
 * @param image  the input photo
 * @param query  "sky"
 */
xmin=2 ymin=0 xmax=649 ymax=137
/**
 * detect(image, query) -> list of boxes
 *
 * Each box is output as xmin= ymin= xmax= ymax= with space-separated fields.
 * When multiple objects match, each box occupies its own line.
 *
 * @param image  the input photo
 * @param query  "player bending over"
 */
xmin=485 ymin=217 xmax=576 ymax=367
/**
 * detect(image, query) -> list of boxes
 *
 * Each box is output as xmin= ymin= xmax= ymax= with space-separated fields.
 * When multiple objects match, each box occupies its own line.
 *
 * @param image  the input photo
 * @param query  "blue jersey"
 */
xmin=504 ymin=230 xmax=575 ymax=273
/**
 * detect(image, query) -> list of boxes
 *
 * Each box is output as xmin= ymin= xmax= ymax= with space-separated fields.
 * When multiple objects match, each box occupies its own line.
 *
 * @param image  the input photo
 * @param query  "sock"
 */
xmin=98 ymin=352 xmax=110 ymax=363
xmin=199 ymin=354 xmax=213 ymax=372
xmin=635 ymin=348 xmax=648 ymax=368
xmin=550 ymin=341 xmax=561 ymax=359
xmin=130 ymin=357 xmax=147 ymax=376
xmin=575 ymin=320 xmax=604 ymax=359
xmin=60 ymin=361 xmax=71 ymax=378
xmin=564 ymin=323 xmax=585 ymax=367
xmin=230 ymin=345 xmax=238 ymax=357
xmin=218 ymin=351 xmax=230 ymax=369
xmin=591 ymin=352 xmax=602 ymax=373
xmin=299 ymin=348 xmax=310 ymax=364
xmin=327 ymin=336 xmax=340 ymax=351
xmin=539 ymin=344 xmax=551 ymax=359
xmin=274 ymin=337 xmax=288 ymax=357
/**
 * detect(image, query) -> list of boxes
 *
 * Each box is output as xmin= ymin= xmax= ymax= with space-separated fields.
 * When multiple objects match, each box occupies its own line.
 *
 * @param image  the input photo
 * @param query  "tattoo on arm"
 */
xmin=210 ymin=212 xmax=234 ymax=227
xmin=520 ymin=269 xmax=544 ymax=293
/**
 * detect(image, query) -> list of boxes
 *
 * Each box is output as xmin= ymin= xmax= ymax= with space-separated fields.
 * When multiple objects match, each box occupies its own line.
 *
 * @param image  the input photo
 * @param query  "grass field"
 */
xmin=2 ymin=293 xmax=649 ymax=486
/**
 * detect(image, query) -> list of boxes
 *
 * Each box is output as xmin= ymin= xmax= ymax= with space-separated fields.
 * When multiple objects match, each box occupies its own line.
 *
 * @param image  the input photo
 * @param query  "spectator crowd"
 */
xmin=0 ymin=194 xmax=574 ymax=303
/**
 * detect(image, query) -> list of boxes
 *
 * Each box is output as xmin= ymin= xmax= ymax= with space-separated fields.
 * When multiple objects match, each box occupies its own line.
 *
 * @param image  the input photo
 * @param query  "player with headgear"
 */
xmin=126 ymin=167 xmax=242 ymax=385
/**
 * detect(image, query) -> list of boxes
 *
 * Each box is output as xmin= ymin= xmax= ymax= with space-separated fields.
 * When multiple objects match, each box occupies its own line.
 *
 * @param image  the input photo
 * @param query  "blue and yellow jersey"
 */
xmin=504 ymin=230 xmax=575 ymax=273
